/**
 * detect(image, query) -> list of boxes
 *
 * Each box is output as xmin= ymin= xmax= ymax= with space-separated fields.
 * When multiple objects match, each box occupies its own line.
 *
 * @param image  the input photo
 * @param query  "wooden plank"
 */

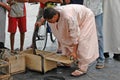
xmin=0 ymin=60 xmax=9 ymax=68
xmin=46 ymin=54 xmax=73 ymax=64
xmin=0 ymin=74 xmax=10 ymax=79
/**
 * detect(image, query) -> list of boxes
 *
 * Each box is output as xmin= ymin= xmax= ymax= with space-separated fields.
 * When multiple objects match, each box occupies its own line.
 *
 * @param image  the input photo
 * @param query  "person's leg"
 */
xmin=18 ymin=16 xmax=26 ymax=51
xmin=10 ymin=33 xmax=15 ymax=52
xmin=20 ymin=32 xmax=25 ymax=51
xmin=77 ymin=62 xmax=88 ymax=72
xmin=71 ymin=61 xmax=88 ymax=77
xmin=95 ymin=13 xmax=105 ymax=69
xmin=8 ymin=16 xmax=17 ymax=52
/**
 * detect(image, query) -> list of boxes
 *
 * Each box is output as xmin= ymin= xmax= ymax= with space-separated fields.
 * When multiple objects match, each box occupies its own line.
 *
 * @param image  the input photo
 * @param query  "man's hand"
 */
xmin=0 ymin=2 xmax=11 ymax=11
xmin=35 ymin=17 xmax=45 ymax=27
xmin=35 ymin=21 xmax=42 ymax=28
xmin=70 ymin=44 xmax=78 ymax=60
xmin=70 ymin=52 xmax=77 ymax=60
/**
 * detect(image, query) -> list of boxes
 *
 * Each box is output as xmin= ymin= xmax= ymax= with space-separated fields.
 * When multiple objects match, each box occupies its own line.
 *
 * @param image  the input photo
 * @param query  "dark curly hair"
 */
xmin=43 ymin=7 xmax=59 ymax=19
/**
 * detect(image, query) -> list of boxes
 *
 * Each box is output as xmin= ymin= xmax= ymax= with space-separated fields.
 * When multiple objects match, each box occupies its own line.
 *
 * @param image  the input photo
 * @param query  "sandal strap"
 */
xmin=71 ymin=69 xmax=86 ymax=77
xmin=77 ymin=69 xmax=86 ymax=73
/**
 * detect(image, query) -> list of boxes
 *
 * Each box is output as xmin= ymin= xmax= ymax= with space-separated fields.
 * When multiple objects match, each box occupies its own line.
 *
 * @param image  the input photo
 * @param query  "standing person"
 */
xmin=36 ymin=4 xmax=99 ymax=76
xmin=0 ymin=0 xmax=10 ymax=48
xmin=103 ymin=0 xmax=120 ymax=61
xmin=84 ymin=0 xmax=105 ymax=69
xmin=8 ymin=0 xmax=27 ymax=52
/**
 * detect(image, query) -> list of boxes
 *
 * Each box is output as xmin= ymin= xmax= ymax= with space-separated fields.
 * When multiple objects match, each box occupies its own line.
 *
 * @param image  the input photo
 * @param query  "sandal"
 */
xmin=71 ymin=69 xmax=86 ymax=77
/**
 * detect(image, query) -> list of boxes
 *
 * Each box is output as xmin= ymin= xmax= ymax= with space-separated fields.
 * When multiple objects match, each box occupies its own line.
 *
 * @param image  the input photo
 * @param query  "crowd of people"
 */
xmin=0 ymin=0 xmax=120 ymax=77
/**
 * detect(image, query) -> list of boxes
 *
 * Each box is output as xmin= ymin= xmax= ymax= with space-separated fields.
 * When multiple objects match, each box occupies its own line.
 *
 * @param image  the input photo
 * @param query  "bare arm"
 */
xmin=0 ymin=2 xmax=10 ymax=11
xmin=35 ymin=17 xmax=46 ymax=28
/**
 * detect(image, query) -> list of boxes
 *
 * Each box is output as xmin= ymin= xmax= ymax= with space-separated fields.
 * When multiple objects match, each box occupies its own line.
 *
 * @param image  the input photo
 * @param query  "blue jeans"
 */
xmin=95 ymin=13 xmax=105 ymax=63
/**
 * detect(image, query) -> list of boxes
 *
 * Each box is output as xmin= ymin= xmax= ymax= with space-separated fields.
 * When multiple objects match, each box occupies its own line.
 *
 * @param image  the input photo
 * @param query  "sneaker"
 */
xmin=113 ymin=54 xmax=120 ymax=61
xmin=96 ymin=62 xmax=104 ymax=69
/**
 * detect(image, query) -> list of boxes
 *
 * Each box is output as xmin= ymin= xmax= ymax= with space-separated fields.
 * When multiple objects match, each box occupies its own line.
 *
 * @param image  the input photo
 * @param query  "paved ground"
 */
xmin=5 ymin=3 xmax=120 ymax=80
xmin=11 ymin=57 xmax=120 ymax=80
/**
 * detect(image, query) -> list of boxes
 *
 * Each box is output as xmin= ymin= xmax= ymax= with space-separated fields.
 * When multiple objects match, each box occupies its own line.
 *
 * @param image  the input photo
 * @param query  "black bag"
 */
xmin=44 ymin=76 xmax=65 ymax=80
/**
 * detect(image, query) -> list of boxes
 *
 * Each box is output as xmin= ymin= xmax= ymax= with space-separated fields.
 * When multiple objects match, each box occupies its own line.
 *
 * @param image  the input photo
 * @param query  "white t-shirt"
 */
xmin=10 ymin=2 xmax=24 ymax=17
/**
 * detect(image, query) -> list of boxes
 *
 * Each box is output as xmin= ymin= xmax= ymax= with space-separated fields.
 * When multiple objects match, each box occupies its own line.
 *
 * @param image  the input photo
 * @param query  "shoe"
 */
xmin=0 ymin=42 xmax=4 ymax=49
xmin=104 ymin=52 xmax=109 ymax=58
xmin=113 ymin=54 xmax=120 ymax=61
xmin=71 ymin=69 xmax=86 ymax=77
xmin=96 ymin=62 xmax=104 ymax=69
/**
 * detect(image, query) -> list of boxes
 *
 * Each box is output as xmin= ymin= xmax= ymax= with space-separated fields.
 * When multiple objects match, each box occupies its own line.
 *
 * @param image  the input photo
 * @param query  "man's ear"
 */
xmin=54 ymin=13 xmax=59 ymax=19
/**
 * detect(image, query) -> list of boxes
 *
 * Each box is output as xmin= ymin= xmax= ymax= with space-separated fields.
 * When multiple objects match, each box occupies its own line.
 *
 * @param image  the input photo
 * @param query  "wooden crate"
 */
xmin=21 ymin=49 xmax=73 ymax=73
xmin=21 ymin=49 xmax=57 ymax=73
xmin=0 ymin=75 xmax=10 ymax=80
xmin=6 ymin=54 xmax=25 ymax=75
xmin=0 ymin=60 xmax=10 ymax=80
xmin=1 ymin=49 xmax=25 ymax=75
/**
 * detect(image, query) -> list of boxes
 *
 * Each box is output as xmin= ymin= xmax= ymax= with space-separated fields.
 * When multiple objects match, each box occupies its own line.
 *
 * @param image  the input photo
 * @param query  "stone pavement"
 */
xmin=5 ymin=3 xmax=120 ymax=80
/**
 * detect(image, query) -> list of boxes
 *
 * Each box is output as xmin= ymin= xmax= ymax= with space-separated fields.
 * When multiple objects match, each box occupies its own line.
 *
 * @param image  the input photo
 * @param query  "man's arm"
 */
xmin=35 ymin=17 xmax=45 ymax=28
xmin=0 ymin=2 xmax=10 ymax=11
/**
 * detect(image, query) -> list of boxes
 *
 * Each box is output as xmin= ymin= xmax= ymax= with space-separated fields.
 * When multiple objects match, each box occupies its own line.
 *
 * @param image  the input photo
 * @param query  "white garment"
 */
xmin=0 ymin=0 xmax=7 ymax=43
xmin=49 ymin=4 xmax=99 ymax=71
xmin=103 ymin=0 xmax=120 ymax=53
